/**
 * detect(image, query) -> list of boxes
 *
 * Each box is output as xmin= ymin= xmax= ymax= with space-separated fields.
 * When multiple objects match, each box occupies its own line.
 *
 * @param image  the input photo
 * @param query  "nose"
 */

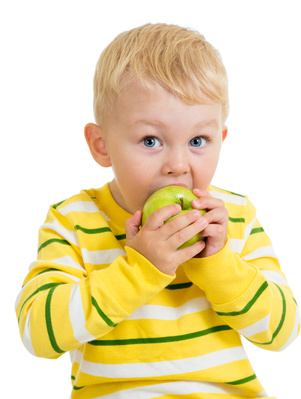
xmin=162 ymin=148 xmax=189 ymax=176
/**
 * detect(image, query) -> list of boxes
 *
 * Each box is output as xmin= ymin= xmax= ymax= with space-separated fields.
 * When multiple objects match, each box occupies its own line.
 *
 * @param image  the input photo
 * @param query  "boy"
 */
xmin=15 ymin=23 xmax=299 ymax=398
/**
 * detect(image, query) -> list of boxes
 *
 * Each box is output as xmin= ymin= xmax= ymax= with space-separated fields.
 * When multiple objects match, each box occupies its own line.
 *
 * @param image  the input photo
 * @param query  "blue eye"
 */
xmin=142 ymin=136 xmax=160 ymax=148
xmin=189 ymin=137 xmax=206 ymax=147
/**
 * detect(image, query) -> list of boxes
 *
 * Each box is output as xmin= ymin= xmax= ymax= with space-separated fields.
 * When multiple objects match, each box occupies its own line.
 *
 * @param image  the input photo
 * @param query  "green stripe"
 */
xmin=271 ymin=284 xmax=286 ymax=339
xmin=216 ymin=281 xmax=268 ymax=317
xmin=248 ymin=284 xmax=286 ymax=346
xmin=18 ymin=282 xmax=63 ymax=322
xmin=250 ymin=227 xmax=264 ymax=235
xmin=115 ymin=233 xmax=126 ymax=240
xmin=229 ymin=216 xmax=245 ymax=223
xmin=91 ymin=296 xmax=117 ymax=327
xmin=227 ymin=373 xmax=257 ymax=385
xmin=38 ymin=238 xmax=71 ymax=253
xmin=37 ymin=268 xmax=61 ymax=276
xmin=89 ymin=325 xmax=232 ymax=346
xmin=45 ymin=286 xmax=65 ymax=354
xmin=52 ymin=199 xmax=66 ymax=209
xmin=165 ymin=282 xmax=193 ymax=290
xmin=74 ymin=225 xmax=126 ymax=240
xmin=71 ymin=375 xmax=85 ymax=390
xmin=73 ymin=385 xmax=85 ymax=390
xmin=74 ymin=225 xmax=111 ymax=234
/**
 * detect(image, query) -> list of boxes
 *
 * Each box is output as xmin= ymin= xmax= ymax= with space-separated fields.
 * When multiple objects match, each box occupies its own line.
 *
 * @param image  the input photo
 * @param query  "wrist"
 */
xmin=184 ymin=239 xmax=258 ymax=305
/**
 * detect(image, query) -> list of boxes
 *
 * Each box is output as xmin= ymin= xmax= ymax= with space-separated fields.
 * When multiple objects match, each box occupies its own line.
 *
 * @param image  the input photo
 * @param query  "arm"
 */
xmin=183 ymin=190 xmax=300 ymax=351
xmin=15 ymin=201 xmax=174 ymax=359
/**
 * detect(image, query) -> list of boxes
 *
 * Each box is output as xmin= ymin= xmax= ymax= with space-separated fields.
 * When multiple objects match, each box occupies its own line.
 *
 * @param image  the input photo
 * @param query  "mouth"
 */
xmin=148 ymin=183 xmax=189 ymax=199
xmin=166 ymin=183 xmax=188 ymax=188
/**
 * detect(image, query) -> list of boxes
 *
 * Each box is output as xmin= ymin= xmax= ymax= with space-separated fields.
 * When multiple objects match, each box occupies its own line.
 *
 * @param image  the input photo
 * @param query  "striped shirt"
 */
xmin=15 ymin=183 xmax=299 ymax=398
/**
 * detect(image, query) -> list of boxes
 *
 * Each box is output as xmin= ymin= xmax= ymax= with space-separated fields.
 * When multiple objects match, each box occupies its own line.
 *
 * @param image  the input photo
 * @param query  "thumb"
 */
xmin=125 ymin=210 xmax=142 ymax=242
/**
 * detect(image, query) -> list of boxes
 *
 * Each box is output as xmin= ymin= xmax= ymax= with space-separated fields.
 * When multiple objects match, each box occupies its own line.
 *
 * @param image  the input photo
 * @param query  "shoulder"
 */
xmin=44 ymin=185 xmax=110 ymax=231
xmin=50 ymin=189 xmax=101 ymax=215
xmin=209 ymin=185 xmax=257 ymax=237
xmin=208 ymin=185 xmax=248 ymax=207
xmin=208 ymin=184 xmax=255 ymax=213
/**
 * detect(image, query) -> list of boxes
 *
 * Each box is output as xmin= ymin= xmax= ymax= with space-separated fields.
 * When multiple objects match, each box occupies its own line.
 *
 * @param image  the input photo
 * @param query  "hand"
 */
xmin=191 ymin=188 xmax=228 ymax=258
xmin=125 ymin=205 xmax=207 ymax=276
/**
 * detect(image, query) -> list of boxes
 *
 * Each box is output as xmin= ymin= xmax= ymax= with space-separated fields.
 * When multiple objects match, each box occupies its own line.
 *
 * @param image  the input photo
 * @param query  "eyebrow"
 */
xmin=130 ymin=118 xmax=219 ymax=129
xmin=129 ymin=120 xmax=164 ymax=128
xmin=193 ymin=119 xmax=220 ymax=128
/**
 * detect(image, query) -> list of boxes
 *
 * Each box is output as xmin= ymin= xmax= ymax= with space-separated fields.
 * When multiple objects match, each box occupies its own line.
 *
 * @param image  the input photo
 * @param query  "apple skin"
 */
xmin=142 ymin=186 xmax=206 ymax=249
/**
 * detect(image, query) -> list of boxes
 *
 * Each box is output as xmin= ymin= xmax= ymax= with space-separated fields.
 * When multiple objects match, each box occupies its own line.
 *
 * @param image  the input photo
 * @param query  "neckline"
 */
xmin=94 ymin=182 xmax=133 ymax=228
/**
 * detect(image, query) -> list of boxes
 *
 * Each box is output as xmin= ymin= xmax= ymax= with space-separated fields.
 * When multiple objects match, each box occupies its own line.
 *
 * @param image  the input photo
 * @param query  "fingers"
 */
xmin=202 ymin=206 xmax=229 ymax=227
xmin=192 ymin=189 xmax=224 ymax=211
xmin=126 ymin=203 xmax=209 ymax=275
xmin=125 ymin=211 xmax=142 ymax=242
xmin=192 ymin=189 xmax=228 ymax=225
xmin=143 ymin=204 xmax=181 ymax=229
xmin=178 ymin=238 xmax=206 ymax=259
xmin=192 ymin=188 xmax=229 ymax=257
xmin=126 ymin=188 xmax=229 ymax=273
xmin=144 ymin=203 xmax=208 ymax=247
xmin=167 ymin=214 xmax=208 ymax=249
xmin=164 ymin=209 xmax=203 ymax=232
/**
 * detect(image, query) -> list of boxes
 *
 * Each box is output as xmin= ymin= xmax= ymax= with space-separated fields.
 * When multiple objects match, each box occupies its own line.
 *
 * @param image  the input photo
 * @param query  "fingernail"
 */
xmin=199 ymin=218 xmax=208 ymax=229
xmin=192 ymin=199 xmax=201 ymax=206
xmin=192 ymin=210 xmax=201 ymax=218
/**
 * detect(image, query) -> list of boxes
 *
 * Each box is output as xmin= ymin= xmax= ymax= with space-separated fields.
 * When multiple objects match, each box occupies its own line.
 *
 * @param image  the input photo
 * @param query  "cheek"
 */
xmin=120 ymin=152 xmax=157 ymax=182
xmin=113 ymin=161 xmax=154 ymax=198
xmin=115 ymin=162 xmax=145 ymax=182
xmin=194 ymin=154 xmax=220 ymax=186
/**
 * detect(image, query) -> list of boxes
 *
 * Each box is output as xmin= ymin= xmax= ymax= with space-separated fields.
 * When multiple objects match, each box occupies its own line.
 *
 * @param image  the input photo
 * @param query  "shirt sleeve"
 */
xmin=183 ymin=196 xmax=300 ymax=352
xmin=15 ymin=204 xmax=174 ymax=359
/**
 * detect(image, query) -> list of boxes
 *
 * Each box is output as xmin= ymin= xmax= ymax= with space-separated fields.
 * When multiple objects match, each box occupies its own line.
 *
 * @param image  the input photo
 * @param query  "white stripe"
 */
xmin=15 ymin=254 xmax=85 ymax=310
xmin=38 ymin=270 xmax=80 ymax=282
xmin=238 ymin=314 xmax=271 ymax=338
xmin=101 ymin=211 xmax=110 ymax=221
xmin=241 ymin=246 xmax=278 ymax=261
xmin=229 ymin=217 xmax=256 ymax=253
xmin=58 ymin=201 xmax=100 ymax=216
xmin=72 ymin=348 xmax=83 ymax=363
xmin=279 ymin=306 xmax=300 ymax=351
xmin=15 ymin=289 xmax=23 ymax=310
xmin=29 ymin=256 xmax=86 ymax=274
xmin=92 ymin=380 xmax=255 ymax=398
xmin=209 ymin=190 xmax=247 ymax=206
xmin=40 ymin=220 xmax=79 ymax=247
xmin=22 ymin=307 xmax=36 ymax=356
xmin=127 ymin=297 xmax=211 ymax=321
xmin=78 ymin=346 xmax=247 ymax=378
xmin=69 ymin=284 xmax=95 ymax=343
xmin=15 ymin=269 xmax=80 ymax=309
xmin=229 ymin=238 xmax=245 ymax=254
xmin=21 ymin=270 xmax=80 ymax=291
xmin=70 ymin=349 xmax=76 ymax=363
xmin=81 ymin=248 xmax=126 ymax=265
xmin=261 ymin=270 xmax=288 ymax=286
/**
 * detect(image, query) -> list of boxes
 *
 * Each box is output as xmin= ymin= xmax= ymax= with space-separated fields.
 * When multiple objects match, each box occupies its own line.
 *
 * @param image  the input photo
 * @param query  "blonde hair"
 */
xmin=93 ymin=23 xmax=229 ymax=124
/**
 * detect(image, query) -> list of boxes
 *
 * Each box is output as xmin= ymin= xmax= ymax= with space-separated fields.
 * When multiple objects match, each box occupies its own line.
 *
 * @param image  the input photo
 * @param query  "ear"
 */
xmin=84 ymin=123 xmax=112 ymax=167
xmin=222 ymin=126 xmax=228 ymax=142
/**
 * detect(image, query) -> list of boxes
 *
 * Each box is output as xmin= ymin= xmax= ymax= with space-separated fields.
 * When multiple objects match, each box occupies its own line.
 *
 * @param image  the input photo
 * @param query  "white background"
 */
xmin=1 ymin=0 xmax=300 ymax=397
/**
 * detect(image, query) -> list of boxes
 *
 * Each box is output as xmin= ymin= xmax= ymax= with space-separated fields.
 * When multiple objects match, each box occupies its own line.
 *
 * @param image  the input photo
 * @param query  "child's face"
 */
xmin=102 ymin=80 xmax=227 ymax=214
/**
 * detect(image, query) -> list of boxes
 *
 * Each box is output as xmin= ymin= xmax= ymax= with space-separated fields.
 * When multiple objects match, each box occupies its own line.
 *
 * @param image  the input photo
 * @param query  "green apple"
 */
xmin=142 ymin=185 xmax=206 ymax=249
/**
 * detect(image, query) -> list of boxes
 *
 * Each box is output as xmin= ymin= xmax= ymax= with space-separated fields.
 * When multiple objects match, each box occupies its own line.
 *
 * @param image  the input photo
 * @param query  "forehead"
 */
xmin=114 ymin=79 xmax=222 ymax=127
xmin=118 ymin=75 xmax=215 ymax=105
